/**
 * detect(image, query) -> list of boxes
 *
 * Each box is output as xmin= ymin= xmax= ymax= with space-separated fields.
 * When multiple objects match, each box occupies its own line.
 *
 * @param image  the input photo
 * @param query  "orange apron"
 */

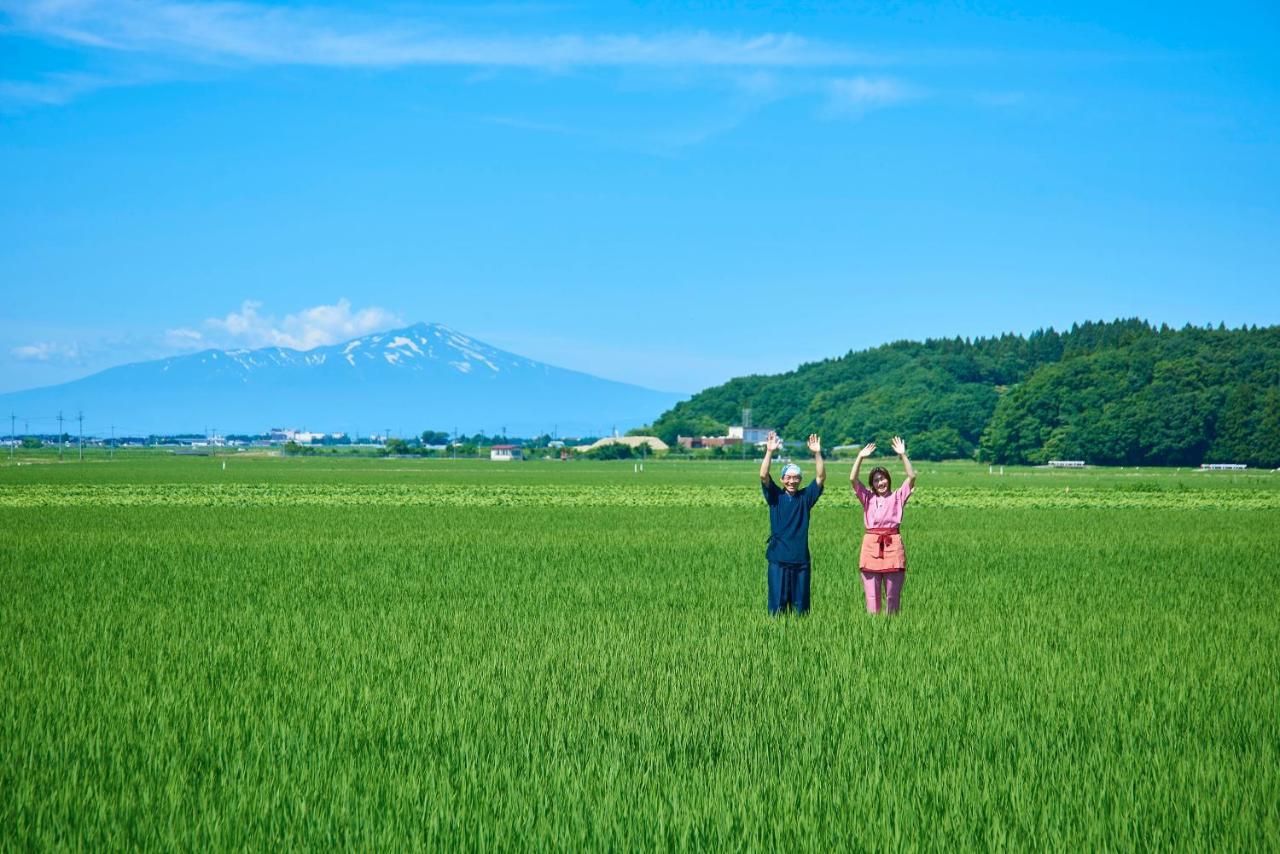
xmin=860 ymin=526 xmax=905 ymax=572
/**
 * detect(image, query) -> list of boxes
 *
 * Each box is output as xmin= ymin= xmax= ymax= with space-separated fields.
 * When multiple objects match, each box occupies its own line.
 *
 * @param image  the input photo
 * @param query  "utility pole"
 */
xmin=110 ymin=424 xmax=115 ymax=459
xmin=77 ymin=411 xmax=84 ymax=462
xmin=57 ymin=411 xmax=64 ymax=462
xmin=8 ymin=412 xmax=13 ymax=460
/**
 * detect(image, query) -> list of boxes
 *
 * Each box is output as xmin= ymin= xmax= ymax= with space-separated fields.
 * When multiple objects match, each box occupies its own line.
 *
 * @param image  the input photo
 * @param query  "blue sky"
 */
xmin=2 ymin=0 xmax=1278 ymax=396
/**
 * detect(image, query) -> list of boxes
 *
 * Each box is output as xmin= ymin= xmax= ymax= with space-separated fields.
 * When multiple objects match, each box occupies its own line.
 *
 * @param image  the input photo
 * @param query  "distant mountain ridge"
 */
xmin=648 ymin=319 xmax=1280 ymax=467
xmin=0 ymin=322 xmax=683 ymax=436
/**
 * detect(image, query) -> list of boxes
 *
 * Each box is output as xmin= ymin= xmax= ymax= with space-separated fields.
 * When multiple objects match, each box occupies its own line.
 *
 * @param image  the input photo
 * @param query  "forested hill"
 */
xmin=649 ymin=319 xmax=1280 ymax=467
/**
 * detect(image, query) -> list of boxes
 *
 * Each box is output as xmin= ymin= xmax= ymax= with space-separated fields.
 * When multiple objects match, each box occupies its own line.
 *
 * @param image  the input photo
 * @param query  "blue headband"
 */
xmin=781 ymin=463 xmax=802 ymax=478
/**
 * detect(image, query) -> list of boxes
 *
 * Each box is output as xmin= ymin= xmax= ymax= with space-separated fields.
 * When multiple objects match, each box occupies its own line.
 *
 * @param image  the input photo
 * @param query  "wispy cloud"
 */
xmin=10 ymin=340 xmax=83 ymax=362
xmin=6 ymin=299 xmax=398 ymax=390
xmin=162 ymin=326 xmax=205 ymax=350
xmin=0 ymin=71 xmax=116 ymax=105
xmin=2 ymin=0 xmax=864 ymax=69
xmin=189 ymin=298 xmax=401 ymax=351
xmin=823 ymin=75 xmax=917 ymax=117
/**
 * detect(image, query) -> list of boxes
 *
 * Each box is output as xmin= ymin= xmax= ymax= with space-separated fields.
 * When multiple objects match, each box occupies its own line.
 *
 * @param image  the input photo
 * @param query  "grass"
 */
xmin=2 ymin=456 xmax=1278 ymax=848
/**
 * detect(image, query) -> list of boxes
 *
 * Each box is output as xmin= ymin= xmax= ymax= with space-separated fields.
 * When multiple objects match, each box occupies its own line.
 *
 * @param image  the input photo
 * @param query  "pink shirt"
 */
xmin=854 ymin=479 xmax=913 ymax=529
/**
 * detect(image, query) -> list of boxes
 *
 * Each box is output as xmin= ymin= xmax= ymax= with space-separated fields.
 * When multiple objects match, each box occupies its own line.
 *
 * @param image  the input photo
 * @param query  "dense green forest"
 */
xmin=647 ymin=320 xmax=1280 ymax=467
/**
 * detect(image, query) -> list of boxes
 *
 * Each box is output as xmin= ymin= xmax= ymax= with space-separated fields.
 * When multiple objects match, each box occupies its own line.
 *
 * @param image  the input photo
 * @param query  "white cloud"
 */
xmin=10 ymin=341 xmax=82 ymax=362
xmin=3 ymin=0 xmax=863 ymax=69
xmin=162 ymin=326 xmax=205 ymax=349
xmin=824 ymin=75 xmax=917 ymax=116
xmin=203 ymin=299 xmax=400 ymax=350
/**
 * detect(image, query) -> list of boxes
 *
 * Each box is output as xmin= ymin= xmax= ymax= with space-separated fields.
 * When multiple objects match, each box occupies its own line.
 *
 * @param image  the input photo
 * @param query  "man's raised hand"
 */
xmin=807 ymin=434 xmax=822 ymax=454
xmin=766 ymin=432 xmax=783 ymax=453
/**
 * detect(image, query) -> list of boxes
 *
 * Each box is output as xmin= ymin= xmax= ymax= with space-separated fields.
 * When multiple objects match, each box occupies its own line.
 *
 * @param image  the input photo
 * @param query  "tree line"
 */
xmin=647 ymin=319 xmax=1280 ymax=467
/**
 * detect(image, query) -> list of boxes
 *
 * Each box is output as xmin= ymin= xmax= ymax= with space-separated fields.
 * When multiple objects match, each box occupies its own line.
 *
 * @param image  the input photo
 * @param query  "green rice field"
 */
xmin=2 ymin=454 xmax=1278 ymax=848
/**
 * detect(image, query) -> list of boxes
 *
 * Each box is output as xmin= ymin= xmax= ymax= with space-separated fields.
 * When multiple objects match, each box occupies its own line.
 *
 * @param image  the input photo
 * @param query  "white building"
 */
xmin=728 ymin=426 xmax=774 ymax=444
xmin=490 ymin=444 xmax=523 ymax=461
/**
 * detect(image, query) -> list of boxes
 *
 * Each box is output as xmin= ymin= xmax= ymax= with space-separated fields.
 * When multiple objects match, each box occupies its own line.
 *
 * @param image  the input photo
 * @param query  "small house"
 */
xmin=490 ymin=444 xmax=523 ymax=461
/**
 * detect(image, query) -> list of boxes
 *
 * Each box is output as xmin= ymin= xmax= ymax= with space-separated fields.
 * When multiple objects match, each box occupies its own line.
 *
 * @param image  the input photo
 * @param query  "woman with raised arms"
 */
xmin=850 ymin=436 xmax=917 ymax=615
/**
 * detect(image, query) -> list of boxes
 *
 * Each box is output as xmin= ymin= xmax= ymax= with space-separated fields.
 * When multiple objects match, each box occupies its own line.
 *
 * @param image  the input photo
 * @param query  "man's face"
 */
xmin=781 ymin=471 xmax=802 ymax=494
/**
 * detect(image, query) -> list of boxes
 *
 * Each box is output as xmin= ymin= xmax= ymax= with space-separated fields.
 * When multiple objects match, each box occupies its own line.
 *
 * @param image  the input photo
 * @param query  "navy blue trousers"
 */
xmin=767 ymin=561 xmax=811 ymax=615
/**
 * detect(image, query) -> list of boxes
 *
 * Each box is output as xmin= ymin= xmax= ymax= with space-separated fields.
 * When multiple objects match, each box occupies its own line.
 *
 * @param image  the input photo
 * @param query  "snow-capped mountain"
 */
xmin=0 ymin=322 xmax=684 ymax=435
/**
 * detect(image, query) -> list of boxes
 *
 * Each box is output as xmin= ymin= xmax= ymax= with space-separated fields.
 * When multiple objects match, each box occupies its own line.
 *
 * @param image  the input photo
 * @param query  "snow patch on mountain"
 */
xmin=386 ymin=336 xmax=423 ymax=355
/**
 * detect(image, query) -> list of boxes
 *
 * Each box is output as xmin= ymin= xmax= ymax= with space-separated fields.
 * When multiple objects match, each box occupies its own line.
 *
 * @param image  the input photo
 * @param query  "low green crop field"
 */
xmin=2 ymin=454 xmax=1278 ymax=848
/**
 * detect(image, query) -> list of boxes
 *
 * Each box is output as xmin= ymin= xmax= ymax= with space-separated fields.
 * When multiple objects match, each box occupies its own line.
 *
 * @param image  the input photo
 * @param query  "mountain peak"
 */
xmin=0 ymin=321 xmax=683 ymax=434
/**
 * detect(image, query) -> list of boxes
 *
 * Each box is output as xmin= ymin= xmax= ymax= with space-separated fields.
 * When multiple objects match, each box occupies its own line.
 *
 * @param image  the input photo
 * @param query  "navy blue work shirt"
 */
xmin=762 ymin=477 xmax=823 ymax=564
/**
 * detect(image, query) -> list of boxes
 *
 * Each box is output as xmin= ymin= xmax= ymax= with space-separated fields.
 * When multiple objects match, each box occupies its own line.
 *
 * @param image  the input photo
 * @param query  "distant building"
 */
xmin=264 ymin=428 xmax=349 ymax=445
xmin=490 ymin=444 xmax=523 ymax=461
xmin=728 ymin=426 xmax=774 ymax=444
xmin=1048 ymin=460 xmax=1086 ymax=468
xmin=677 ymin=435 xmax=741 ymax=450
xmin=1201 ymin=463 xmax=1247 ymax=470
xmin=574 ymin=436 xmax=670 ymax=453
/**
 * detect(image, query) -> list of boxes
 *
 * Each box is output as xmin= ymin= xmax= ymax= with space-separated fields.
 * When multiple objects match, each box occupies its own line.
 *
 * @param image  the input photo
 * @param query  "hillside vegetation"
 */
xmin=650 ymin=319 xmax=1280 ymax=467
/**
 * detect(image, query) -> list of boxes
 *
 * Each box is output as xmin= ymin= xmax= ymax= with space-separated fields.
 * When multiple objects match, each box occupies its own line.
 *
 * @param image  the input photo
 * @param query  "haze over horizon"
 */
xmin=3 ymin=0 xmax=1278 ymax=398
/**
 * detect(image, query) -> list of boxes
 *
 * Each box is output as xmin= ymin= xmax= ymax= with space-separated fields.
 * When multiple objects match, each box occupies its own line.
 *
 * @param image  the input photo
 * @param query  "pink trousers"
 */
xmin=861 ymin=570 xmax=905 ymax=614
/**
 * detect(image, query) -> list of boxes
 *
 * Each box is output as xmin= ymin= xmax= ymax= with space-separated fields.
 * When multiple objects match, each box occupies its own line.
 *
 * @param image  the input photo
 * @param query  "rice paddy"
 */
xmin=2 ymin=455 xmax=1278 ymax=848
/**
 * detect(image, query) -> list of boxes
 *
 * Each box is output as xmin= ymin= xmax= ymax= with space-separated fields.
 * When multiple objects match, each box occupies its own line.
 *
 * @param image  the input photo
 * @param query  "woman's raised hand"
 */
xmin=891 ymin=436 xmax=907 ymax=456
xmin=857 ymin=443 xmax=876 ymax=459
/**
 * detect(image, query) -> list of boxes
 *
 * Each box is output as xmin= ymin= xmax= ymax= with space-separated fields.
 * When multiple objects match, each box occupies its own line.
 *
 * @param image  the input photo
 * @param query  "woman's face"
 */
xmin=871 ymin=472 xmax=891 ymax=496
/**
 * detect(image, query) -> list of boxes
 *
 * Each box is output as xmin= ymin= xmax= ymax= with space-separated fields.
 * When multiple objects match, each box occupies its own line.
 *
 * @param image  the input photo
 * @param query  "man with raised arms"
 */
xmin=759 ymin=431 xmax=825 ymax=615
